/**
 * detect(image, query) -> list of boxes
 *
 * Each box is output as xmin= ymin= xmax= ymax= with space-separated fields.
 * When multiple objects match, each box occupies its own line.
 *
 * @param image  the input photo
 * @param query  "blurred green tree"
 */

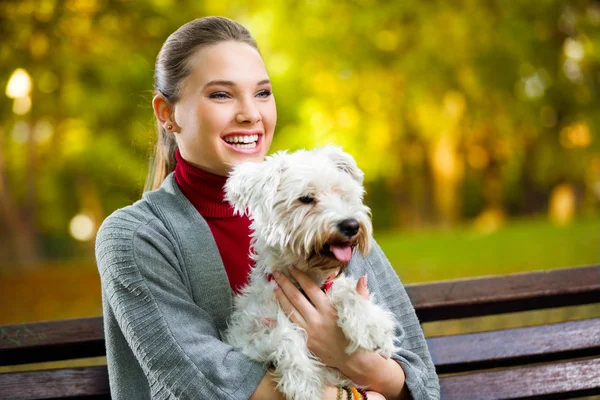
xmin=0 ymin=0 xmax=598 ymax=265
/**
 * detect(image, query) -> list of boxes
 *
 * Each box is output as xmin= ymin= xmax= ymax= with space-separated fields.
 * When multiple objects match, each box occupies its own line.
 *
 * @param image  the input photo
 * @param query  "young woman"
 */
xmin=95 ymin=16 xmax=439 ymax=400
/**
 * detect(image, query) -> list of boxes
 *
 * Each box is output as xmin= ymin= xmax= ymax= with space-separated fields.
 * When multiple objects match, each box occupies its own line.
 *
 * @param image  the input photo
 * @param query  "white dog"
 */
xmin=224 ymin=146 xmax=397 ymax=400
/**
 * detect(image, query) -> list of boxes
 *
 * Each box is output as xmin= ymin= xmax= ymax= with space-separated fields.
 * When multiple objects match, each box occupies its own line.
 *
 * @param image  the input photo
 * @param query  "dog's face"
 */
xmin=225 ymin=146 xmax=372 ymax=275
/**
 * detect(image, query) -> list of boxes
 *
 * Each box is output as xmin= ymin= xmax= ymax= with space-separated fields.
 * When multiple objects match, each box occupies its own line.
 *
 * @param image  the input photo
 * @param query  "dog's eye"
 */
xmin=298 ymin=195 xmax=315 ymax=204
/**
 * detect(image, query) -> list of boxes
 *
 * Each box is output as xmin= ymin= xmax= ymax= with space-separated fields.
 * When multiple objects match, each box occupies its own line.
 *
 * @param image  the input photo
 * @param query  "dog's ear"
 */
xmin=224 ymin=161 xmax=261 ymax=216
xmin=318 ymin=145 xmax=364 ymax=184
xmin=224 ymin=154 xmax=286 ymax=217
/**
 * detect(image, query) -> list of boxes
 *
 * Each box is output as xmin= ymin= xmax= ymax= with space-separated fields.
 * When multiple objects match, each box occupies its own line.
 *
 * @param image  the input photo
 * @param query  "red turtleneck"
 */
xmin=174 ymin=150 xmax=253 ymax=294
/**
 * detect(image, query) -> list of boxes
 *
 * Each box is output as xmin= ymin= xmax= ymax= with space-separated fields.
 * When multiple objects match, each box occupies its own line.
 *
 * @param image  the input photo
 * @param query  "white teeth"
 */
xmin=223 ymin=134 xmax=259 ymax=145
xmin=228 ymin=142 xmax=257 ymax=149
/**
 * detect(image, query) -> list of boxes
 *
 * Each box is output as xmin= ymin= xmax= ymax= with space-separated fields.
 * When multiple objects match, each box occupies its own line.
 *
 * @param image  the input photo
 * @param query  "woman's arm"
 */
xmin=249 ymin=373 xmax=285 ymax=400
xmin=96 ymin=211 xmax=267 ymax=399
xmin=340 ymin=349 xmax=410 ymax=399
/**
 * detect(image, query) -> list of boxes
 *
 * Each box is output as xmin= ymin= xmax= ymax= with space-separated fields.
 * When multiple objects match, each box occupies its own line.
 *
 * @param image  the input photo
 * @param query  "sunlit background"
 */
xmin=0 ymin=0 xmax=599 ymax=326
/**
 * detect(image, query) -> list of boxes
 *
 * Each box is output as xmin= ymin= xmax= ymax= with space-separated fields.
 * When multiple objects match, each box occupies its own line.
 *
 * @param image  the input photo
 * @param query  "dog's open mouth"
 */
xmin=322 ymin=242 xmax=354 ymax=263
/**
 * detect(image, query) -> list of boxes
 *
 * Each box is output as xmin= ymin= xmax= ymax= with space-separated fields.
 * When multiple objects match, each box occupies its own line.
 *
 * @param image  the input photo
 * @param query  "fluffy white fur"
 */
xmin=224 ymin=146 xmax=397 ymax=400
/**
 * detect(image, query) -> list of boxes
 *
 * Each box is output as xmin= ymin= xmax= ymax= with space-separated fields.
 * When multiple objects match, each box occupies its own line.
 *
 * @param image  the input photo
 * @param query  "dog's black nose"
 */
xmin=338 ymin=218 xmax=359 ymax=237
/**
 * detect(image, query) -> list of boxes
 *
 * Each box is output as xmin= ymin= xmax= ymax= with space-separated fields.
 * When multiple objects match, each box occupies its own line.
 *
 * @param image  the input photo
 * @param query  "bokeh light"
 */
xmin=6 ymin=68 xmax=32 ymax=99
xmin=69 ymin=214 xmax=96 ymax=242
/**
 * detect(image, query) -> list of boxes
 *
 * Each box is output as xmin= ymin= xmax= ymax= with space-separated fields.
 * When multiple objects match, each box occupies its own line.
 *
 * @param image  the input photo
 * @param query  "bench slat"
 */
xmin=2 ymin=360 xmax=599 ymax=400
xmin=439 ymin=358 xmax=600 ymax=400
xmin=407 ymin=264 xmax=600 ymax=322
xmin=0 ymin=366 xmax=109 ymax=399
xmin=428 ymin=318 xmax=600 ymax=374
xmin=0 ymin=317 xmax=105 ymax=367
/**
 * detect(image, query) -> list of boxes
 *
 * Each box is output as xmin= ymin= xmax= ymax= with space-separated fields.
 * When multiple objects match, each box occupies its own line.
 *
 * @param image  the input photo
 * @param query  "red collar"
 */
xmin=266 ymin=273 xmax=333 ymax=293
xmin=321 ymin=280 xmax=334 ymax=292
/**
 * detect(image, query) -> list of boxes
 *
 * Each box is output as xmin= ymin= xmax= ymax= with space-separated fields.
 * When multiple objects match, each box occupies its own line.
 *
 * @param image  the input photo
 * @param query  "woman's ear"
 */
xmin=152 ymin=94 xmax=180 ymax=132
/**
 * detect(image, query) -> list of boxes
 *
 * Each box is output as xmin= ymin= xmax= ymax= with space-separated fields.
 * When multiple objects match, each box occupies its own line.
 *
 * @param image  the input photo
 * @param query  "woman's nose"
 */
xmin=235 ymin=98 xmax=261 ymax=124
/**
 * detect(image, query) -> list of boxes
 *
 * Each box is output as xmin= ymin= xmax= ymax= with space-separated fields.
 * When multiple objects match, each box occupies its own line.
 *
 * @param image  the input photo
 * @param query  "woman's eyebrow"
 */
xmin=202 ymin=79 xmax=271 ymax=90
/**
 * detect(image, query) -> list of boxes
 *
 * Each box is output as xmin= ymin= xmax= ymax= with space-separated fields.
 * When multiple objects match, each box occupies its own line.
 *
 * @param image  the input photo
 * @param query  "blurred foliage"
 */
xmin=0 ymin=0 xmax=599 ymax=265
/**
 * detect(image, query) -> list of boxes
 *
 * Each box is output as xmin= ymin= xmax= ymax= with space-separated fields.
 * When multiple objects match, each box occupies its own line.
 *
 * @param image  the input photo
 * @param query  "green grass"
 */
xmin=375 ymin=214 xmax=600 ymax=336
xmin=375 ymin=214 xmax=600 ymax=283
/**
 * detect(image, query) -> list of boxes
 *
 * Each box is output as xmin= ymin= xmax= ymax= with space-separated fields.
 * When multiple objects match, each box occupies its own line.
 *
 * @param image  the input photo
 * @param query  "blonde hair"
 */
xmin=145 ymin=16 xmax=259 ymax=191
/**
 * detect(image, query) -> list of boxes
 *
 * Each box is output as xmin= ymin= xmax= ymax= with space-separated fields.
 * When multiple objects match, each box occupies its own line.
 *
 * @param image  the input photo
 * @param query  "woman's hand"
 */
xmin=272 ymin=267 xmax=368 ymax=369
xmin=272 ymin=267 xmax=409 ymax=400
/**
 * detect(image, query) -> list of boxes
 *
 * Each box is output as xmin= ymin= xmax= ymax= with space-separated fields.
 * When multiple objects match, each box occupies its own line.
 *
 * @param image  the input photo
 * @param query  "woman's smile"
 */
xmin=221 ymin=131 xmax=264 ymax=153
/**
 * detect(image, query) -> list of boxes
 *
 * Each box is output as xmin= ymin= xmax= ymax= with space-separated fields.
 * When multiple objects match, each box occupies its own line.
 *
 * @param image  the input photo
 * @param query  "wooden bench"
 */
xmin=1 ymin=264 xmax=599 ymax=399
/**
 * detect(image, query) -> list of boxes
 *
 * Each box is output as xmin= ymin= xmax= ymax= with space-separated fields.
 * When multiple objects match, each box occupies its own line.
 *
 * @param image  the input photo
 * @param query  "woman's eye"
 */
xmin=298 ymin=195 xmax=315 ymax=204
xmin=209 ymin=92 xmax=230 ymax=99
xmin=256 ymin=90 xmax=272 ymax=98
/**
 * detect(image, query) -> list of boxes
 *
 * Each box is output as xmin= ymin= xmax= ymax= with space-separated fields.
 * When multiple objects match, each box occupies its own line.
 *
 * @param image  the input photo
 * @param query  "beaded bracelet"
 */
xmin=343 ymin=386 xmax=353 ymax=399
xmin=356 ymin=387 xmax=368 ymax=399
xmin=337 ymin=385 xmax=368 ymax=400
xmin=336 ymin=385 xmax=353 ymax=400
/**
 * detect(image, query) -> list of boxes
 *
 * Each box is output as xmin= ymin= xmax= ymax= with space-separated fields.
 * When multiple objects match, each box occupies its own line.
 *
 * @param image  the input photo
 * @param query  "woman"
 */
xmin=95 ymin=16 xmax=439 ymax=400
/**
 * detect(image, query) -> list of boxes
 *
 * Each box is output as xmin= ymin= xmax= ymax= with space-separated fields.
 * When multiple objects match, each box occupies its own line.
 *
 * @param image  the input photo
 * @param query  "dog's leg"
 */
xmin=268 ymin=314 xmax=326 ymax=400
xmin=329 ymin=277 xmax=398 ymax=358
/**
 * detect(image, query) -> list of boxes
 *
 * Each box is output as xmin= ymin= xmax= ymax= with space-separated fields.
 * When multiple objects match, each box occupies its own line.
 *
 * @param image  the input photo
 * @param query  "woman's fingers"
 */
xmin=287 ymin=266 xmax=331 ymax=311
xmin=272 ymin=272 xmax=310 ymax=325
xmin=356 ymin=274 xmax=369 ymax=300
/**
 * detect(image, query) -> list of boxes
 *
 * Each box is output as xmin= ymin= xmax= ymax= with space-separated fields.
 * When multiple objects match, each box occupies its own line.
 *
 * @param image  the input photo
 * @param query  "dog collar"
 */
xmin=266 ymin=273 xmax=333 ymax=293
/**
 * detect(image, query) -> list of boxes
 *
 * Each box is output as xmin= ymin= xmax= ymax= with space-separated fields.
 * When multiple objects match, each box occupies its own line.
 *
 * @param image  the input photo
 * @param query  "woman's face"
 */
xmin=172 ymin=41 xmax=276 ymax=176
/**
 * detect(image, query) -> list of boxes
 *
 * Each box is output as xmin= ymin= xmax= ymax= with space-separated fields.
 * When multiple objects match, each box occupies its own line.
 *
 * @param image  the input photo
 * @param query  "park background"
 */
xmin=0 ymin=0 xmax=599 ymax=347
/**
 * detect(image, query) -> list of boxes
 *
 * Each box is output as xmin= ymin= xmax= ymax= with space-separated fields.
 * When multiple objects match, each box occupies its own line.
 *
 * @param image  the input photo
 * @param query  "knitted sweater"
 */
xmin=174 ymin=149 xmax=253 ymax=293
xmin=95 ymin=173 xmax=440 ymax=400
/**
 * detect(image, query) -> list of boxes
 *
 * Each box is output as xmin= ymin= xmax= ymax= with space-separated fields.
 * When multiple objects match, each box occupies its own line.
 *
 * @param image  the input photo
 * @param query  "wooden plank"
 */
xmin=0 ymin=317 xmax=105 ymax=366
xmin=0 ymin=366 xmax=109 ymax=399
xmin=439 ymin=358 xmax=600 ymax=400
xmin=1 ymin=360 xmax=598 ymax=400
xmin=428 ymin=318 xmax=600 ymax=374
xmin=407 ymin=264 xmax=600 ymax=322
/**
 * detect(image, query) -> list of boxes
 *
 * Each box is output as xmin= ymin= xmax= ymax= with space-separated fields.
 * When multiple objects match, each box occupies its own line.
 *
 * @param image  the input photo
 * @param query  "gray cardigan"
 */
xmin=95 ymin=173 xmax=440 ymax=399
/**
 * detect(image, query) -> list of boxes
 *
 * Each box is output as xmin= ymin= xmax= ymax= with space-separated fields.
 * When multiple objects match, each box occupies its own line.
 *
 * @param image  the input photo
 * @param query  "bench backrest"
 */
xmin=1 ymin=264 xmax=599 ymax=399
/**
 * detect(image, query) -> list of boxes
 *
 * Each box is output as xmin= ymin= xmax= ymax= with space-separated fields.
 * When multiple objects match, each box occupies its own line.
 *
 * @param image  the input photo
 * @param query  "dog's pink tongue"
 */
xmin=331 ymin=245 xmax=353 ymax=263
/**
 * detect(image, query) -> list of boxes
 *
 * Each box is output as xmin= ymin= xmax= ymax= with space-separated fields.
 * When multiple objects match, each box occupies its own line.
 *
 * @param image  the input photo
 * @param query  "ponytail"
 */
xmin=144 ymin=121 xmax=178 ymax=192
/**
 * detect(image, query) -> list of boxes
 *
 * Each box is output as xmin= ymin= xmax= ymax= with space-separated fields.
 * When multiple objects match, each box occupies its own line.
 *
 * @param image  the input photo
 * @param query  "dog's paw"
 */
xmin=362 ymin=301 xmax=398 ymax=356
xmin=375 ymin=325 xmax=397 ymax=359
xmin=333 ymin=287 xmax=398 ymax=355
xmin=344 ymin=303 xmax=398 ymax=356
